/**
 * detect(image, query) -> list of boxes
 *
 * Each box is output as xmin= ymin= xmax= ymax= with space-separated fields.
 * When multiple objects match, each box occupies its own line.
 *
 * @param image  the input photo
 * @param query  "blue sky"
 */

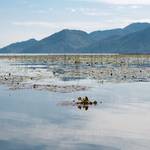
xmin=0 ymin=0 xmax=150 ymax=47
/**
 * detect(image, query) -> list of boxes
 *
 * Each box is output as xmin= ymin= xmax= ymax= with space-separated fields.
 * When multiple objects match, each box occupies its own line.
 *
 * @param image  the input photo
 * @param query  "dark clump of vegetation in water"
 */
xmin=73 ymin=96 xmax=101 ymax=111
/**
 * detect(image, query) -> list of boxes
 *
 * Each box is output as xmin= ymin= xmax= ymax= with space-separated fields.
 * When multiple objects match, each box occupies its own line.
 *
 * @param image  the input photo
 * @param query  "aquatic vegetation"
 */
xmin=74 ymin=96 xmax=99 ymax=111
xmin=1 ymin=54 xmax=150 ymax=94
xmin=76 ymin=96 xmax=97 ymax=105
xmin=59 ymin=96 xmax=100 ymax=111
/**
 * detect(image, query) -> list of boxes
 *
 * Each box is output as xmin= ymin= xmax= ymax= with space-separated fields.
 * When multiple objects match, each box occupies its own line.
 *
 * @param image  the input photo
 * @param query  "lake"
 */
xmin=0 ymin=55 xmax=150 ymax=150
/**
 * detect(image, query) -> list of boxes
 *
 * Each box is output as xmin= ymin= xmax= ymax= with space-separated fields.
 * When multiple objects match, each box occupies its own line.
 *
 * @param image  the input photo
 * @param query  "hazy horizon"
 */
xmin=1 ymin=0 xmax=150 ymax=47
xmin=0 ymin=22 xmax=145 ymax=48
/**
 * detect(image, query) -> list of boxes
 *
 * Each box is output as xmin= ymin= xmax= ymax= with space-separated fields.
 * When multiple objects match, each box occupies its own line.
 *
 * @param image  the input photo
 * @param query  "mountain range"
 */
xmin=1 ymin=22 xmax=150 ymax=53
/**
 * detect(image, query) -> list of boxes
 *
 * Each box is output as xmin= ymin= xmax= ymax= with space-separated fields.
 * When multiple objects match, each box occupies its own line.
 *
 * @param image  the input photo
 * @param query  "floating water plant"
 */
xmin=73 ymin=96 xmax=99 ymax=111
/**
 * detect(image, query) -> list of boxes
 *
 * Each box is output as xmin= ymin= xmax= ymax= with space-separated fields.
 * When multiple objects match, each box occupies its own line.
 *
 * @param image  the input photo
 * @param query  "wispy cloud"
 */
xmin=1 ymin=0 xmax=150 ymax=48
xmin=13 ymin=22 xmax=55 ymax=28
xmin=12 ymin=21 xmax=124 ymax=32
xmin=80 ymin=0 xmax=150 ymax=5
xmin=31 ymin=8 xmax=53 ymax=14
xmin=104 ymin=0 xmax=150 ymax=5
xmin=12 ymin=20 xmax=143 ymax=31
xmin=13 ymin=21 xmax=109 ymax=31
xmin=66 ymin=7 xmax=111 ymax=17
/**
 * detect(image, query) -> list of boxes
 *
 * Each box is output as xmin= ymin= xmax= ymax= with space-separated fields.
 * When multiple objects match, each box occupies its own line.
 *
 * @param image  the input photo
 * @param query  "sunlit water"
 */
xmin=0 ymin=59 xmax=150 ymax=150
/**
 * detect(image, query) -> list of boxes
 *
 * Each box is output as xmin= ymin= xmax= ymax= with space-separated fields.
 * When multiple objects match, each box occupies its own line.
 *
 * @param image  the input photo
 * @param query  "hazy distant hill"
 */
xmin=24 ymin=29 xmax=93 ymax=53
xmin=1 ymin=22 xmax=150 ymax=53
xmin=123 ymin=22 xmax=150 ymax=34
xmin=80 ymin=27 xmax=150 ymax=53
xmin=0 ymin=39 xmax=37 ymax=53
xmin=89 ymin=23 xmax=150 ymax=41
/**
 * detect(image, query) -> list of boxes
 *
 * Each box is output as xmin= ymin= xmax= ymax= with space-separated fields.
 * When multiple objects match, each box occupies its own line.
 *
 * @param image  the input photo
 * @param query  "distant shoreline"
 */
xmin=0 ymin=53 xmax=150 ymax=56
xmin=0 ymin=53 xmax=119 ymax=56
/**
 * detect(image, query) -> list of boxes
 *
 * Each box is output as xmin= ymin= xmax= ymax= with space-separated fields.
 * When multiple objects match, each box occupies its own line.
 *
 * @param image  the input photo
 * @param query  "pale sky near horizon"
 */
xmin=0 ymin=0 xmax=150 ymax=48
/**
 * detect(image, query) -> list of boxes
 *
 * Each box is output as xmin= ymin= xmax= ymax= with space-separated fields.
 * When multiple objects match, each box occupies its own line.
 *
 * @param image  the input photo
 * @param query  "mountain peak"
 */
xmin=59 ymin=29 xmax=88 ymax=34
xmin=1 ymin=22 xmax=150 ymax=53
xmin=28 ymin=38 xmax=37 ymax=42
xmin=124 ymin=22 xmax=150 ymax=32
xmin=125 ymin=22 xmax=150 ymax=27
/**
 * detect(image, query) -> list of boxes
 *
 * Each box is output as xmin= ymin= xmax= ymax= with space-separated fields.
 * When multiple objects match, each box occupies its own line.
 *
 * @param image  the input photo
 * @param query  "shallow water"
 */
xmin=0 ymin=82 xmax=150 ymax=150
xmin=0 ymin=57 xmax=150 ymax=150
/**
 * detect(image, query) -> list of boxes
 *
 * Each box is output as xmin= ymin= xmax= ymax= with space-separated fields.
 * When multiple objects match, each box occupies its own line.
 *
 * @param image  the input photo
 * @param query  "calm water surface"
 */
xmin=0 ymin=81 xmax=150 ymax=150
